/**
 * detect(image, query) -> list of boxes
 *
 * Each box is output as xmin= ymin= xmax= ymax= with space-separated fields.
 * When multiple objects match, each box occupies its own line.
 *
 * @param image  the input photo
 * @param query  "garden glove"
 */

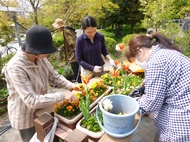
xmin=93 ymin=66 xmax=102 ymax=73
xmin=129 ymin=86 xmax=145 ymax=98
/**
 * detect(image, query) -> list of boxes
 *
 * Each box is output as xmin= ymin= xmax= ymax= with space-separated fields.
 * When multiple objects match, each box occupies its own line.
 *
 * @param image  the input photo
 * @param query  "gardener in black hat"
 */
xmin=3 ymin=25 xmax=80 ymax=142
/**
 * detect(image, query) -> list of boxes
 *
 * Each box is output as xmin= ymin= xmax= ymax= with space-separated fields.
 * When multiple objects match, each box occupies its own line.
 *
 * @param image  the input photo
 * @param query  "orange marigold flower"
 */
xmin=75 ymin=101 xmax=79 ymax=108
xmin=63 ymin=99 xmax=68 ymax=105
xmin=82 ymin=90 xmax=86 ymax=96
xmin=67 ymin=106 xmax=73 ymax=111
xmin=70 ymin=100 xmax=78 ymax=106
xmin=97 ymin=82 xmax=102 ymax=87
xmin=90 ymin=95 xmax=95 ymax=101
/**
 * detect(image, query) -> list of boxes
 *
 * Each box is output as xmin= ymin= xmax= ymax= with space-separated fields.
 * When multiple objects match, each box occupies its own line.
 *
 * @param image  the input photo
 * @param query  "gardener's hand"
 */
xmin=65 ymin=91 xmax=78 ymax=102
xmin=93 ymin=66 xmax=102 ymax=73
xmin=129 ymin=86 xmax=145 ymax=98
xmin=109 ymin=59 xmax=117 ymax=69
xmin=72 ymin=84 xmax=85 ymax=91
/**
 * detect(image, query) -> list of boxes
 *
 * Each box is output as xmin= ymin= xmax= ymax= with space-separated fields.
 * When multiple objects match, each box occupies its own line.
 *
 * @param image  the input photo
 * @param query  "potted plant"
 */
xmin=54 ymin=99 xmax=83 ymax=127
xmin=76 ymin=74 xmax=105 ymax=139
xmin=53 ymin=84 xmax=85 ymax=128
xmin=100 ymin=66 xmax=143 ymax=95
xmin=54 ymin=76 xmax=111 ymax=128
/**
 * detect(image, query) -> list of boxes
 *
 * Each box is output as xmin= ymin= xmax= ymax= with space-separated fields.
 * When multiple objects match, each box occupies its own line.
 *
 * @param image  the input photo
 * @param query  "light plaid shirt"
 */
xmin=138 ymin=45 xmax=190 ymax=141
xmin=4 ymin=51 xmax=74 ymax=129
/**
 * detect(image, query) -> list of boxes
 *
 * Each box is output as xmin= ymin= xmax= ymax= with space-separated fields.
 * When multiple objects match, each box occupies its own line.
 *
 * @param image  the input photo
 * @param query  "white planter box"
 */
xmin=76 ymin=106 xmax=105 ymax=139
xmin=54 ymin=87 xmax=112 ymax=124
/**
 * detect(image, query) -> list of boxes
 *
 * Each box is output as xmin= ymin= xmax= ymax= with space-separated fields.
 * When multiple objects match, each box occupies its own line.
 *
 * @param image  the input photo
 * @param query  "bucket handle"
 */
xmin=96 ymin=103 xmax=142 ymax=138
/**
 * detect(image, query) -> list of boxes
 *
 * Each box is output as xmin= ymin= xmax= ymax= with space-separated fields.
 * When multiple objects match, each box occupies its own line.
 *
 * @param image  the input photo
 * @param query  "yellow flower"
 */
xmin=94 ymin=92 xmax=99 ymax=97
xmin=75 ymin=92 xmax=81 ymax=99
xmin=77 ymin=84 xmax=85 ymax=91
xmin=90 ymin=82 xmax=97 ymax=89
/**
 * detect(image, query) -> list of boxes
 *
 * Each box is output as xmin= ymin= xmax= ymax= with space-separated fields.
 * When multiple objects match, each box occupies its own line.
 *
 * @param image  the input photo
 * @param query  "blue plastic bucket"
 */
xmin=96 ymin=94 xmax=142 ymax=138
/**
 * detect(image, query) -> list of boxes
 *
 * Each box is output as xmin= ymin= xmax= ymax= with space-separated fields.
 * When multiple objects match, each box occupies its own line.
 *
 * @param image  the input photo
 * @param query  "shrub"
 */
xmin=52 ymin=32 xmax=64 ymax=48
xmin=105 ymin=37 xmax=117 ymax=58
xmin=0 ymin=88 xmax=8 ymax=99
xmin=158 ymin=24 xmax=190 ymax=57
xmin=0 ymin=54 xmax=14 ymax=72
xmin=122 ymin=34 xmax=137 ymax=45
xmin=98 ymin=29 xmax=115 ymax=38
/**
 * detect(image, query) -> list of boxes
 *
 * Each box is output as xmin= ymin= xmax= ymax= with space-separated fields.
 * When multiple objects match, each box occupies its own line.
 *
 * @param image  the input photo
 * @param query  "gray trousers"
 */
xmin=19 ymin=126 xmax=35 ymax=142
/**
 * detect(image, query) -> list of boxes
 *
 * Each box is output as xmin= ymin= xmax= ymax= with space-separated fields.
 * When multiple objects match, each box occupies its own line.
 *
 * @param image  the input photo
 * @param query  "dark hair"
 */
xmin=147 ymin=29 xmax=154 ymax=34
xmin=126 ymin=33 xmax=182 ymax=61
xmin=81 ymin=16 xmax=97 ymax=30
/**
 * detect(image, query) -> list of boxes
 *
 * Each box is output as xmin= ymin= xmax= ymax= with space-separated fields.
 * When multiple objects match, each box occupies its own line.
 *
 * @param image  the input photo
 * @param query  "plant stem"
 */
xmin=113 ymin=77 xmax=117 ymax=94
xmin=124 ymin=76 xmax=127 ymax=91
xmin=85 ymin=85 xmax=90 ymax=119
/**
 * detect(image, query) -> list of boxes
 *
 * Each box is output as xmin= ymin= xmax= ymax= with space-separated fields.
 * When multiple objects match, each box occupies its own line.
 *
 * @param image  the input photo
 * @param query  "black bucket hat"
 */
xmin=25 ymin=25 xmax=57 ymax=54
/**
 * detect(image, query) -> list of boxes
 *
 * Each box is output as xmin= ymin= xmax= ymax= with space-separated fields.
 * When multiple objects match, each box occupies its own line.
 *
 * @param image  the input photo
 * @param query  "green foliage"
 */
xmin=50 ymin=59 xmax=73 ymax=77
xmin=98 ymin=29 xmax=115 ymax=38
xmin=0 ymin=11 xmax=15 ymax=47
xmin=105 ymin=37 xmax=117 ymax=58
xmin=52 ymin=32 xmax=64 ymax=48
xmin=0 ymin=88 xmax=8 ymax=99
xmin=175 ymin=32 xmax=190 ymax=57
xmin=57 ymin=66 xmax=73 ymax=77
xmin=158 ymin=23 xmax=190 ymax=57
xmin=119 ymin=75 xmax=143 ymax=95
xmin=0 ymin=106 xmax=7 ymax=116
xmin=0 ymin=26 xmax=14 ymax=46
xmin=140 ymin=0 xmax=190 ymax=30
xmin=122 ymin=34 xmax=137 ymax=44
xmin=184 ymin=47 xmax=190 ymax=58
xmin=81 ymin=110 xmax=103 ymax=132
xmin=80 ymin=96 xmax=90 ymax=120
xmin=100 ymin=73 xmax=143 ymax=95
xmin=0 ymin=54 xmax=14 ymax=74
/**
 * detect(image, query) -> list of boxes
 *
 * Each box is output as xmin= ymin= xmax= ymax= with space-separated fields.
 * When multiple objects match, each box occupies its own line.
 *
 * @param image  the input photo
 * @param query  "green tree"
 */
xmin=98 ymin=0 xmax=144 ymax=37
xmin=0 ymin=0 xmax=20 ymax=45
xmin=139 ymin=0 xmax=190 ymax=30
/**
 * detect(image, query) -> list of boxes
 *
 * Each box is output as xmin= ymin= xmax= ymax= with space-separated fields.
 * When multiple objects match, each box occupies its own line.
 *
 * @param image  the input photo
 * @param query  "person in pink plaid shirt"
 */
xmin=4 ymin=25 xmax=80 ymax=142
